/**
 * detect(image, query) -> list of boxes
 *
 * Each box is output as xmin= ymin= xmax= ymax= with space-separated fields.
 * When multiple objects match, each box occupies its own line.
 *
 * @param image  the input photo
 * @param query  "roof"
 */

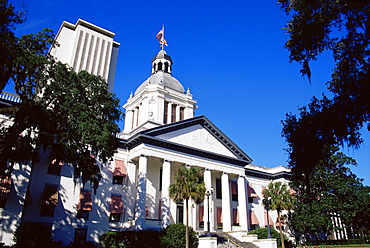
xmin=134 ymin=71 xmax=184 ymax=95
xmin=245 ymin=164 xmax=292 ymax=180
xmin=120 ymin=115 xmax=252 ymax=166
xmin=56 ymin=19 xmax=120 ymax=47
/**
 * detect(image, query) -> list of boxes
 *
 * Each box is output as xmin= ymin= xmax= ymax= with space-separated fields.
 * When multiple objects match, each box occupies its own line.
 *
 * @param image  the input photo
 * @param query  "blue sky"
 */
xmin=9 ymin=0 xmax=370 ymax=185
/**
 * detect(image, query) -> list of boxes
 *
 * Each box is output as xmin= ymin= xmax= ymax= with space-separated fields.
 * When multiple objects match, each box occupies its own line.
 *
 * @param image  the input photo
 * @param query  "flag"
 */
xmin=156 ymin=27 xmax=168 ymax=46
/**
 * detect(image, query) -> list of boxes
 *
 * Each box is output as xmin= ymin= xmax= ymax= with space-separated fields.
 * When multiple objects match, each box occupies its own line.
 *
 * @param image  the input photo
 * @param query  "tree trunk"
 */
xmin=185 ymin=198 xmax=189 ymax=248
xmin=277 ymin=211 xmax=285 ymax=248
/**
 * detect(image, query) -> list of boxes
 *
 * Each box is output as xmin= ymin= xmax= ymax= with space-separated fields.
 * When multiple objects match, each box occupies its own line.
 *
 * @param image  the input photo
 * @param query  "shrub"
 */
xmin=12 ymin=221 xmax=62 ymax=248
xmin=160 ymin=223 xmax=198 ymax=248
xmin=100 ymin=224 xmax=199 ymax=248
xmin=66 ymin=241 xmax=97 ymax=248
xmin=100 ymin=229 xmax=162 ymax=248
xmin=248 ymin=227 xmax=289 ymax=247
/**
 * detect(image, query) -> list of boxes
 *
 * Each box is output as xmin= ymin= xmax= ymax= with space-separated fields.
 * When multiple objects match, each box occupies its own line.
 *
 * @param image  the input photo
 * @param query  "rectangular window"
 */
xmin=40 ymin=184 xmax=58 ymax=216
xmin=74 ymin=228 xmax=87 ymax=244
xmin=180 ymin=107 xmax=185 ymax=120
xmin=112 ymin=176 xmax=123 ymax=185
xmin=135 ymin=106 xmax=139 ymax=127
xmin=47 ymin=159 xmax=63 ymax=175
xmin=109 ymin=195 xmax=123 ymax=222
xmin=131 ymin=110 xmax=135 ymax=129
xmin=198 ymin=205 xmax=204 ymax=228
xmin=159 ymin=168 xmax=162 ymax=191
xmin=217 ymin=207 xmax=222 ymax=229
xmin=77 ymin=190 xmax=92 ymax=219
xmin=0 ymin=176 xmax=11 ymax=208
xmin=163 ymin=101 xmax=168 ymax=124
xmin=231 ymin=181 xmax=238 ymax=201
xmin=233 ymin=208 xmax=239 ymax=226
xmin=216 ymin=179 xmax=222 ymax=199
xmin=109 ymin=213 xmax=121 ymax=222
xmin=77 ymin=210 xmax=89 ymax=219
xmin=171 ymin=104 xmax=176 ymax=122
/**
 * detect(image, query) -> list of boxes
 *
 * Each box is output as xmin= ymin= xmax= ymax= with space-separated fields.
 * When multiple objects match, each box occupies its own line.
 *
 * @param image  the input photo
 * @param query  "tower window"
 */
xmin=164 ymin=62 xmax=169 ymax=72
xmin=158 ymin=62 xmax=163 ymax=71
xmin=171 ymin=104 xmax=176 ymax=123
xmin=164 ymin=101 xmax=168 ymax=124
xmin=135 ymin=106 xmax=139 ymax=127
xmin=131 ymin=110 xmax=135 ymax=129
xmin=180 ymin=107 xmax=185 ymax=121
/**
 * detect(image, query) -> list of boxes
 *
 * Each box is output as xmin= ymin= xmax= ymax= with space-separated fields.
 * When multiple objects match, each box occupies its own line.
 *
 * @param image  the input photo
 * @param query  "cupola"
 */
xmin=122 ymin=49 xmax=197 ymax=138
xmin=151 ymin=50 xmax=173 ymax=74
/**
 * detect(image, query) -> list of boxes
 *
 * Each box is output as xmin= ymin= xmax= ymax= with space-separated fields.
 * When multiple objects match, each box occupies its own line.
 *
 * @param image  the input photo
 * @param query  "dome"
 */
xmin=134 ymin=71 xmax=185 ymax=95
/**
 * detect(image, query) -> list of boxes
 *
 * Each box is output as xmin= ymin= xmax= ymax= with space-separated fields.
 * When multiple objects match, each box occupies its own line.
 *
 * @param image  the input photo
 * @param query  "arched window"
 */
xmin=158 ymin=62 xmax=163 ymax=71
xmin=164 ymin=62 xmax=169 ymax=72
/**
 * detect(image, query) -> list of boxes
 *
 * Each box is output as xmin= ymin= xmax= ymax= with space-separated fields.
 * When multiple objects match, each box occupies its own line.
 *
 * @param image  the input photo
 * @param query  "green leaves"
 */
xmin=169 ymin=166 xmax=206 ymax=204
xmin=288 ymin=150 xmax=370 ymax=241
xmin=0 ymin=0 xmax=26 ymax=89
xmin=0 ymin=29 xmax=121 ymax=193
xmin=280 ymin=0 xmax=370 ymax=174
xmin=263 ymin=181 xmax=295 ymax=214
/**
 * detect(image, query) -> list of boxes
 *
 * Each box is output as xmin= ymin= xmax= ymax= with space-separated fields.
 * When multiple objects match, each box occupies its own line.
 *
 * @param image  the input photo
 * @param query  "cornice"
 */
xmin=245 ymin=167 xmax=292 ymax=180
xmin=119 ymin=133 xmax=249 ymax=167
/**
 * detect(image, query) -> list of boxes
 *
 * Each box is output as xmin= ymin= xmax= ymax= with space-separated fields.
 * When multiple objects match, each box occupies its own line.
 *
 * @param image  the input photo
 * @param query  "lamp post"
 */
xmin=265 ymin=197 xmax=272 ymax=238
xmin=206 ymin=188 xmax=213 ymax=237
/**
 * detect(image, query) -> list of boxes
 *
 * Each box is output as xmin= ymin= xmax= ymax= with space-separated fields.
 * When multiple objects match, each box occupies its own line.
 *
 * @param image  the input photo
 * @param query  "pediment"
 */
xmin=155 ymin=124 xmax=237 ymax=158
xmin=138 ymin=116 xmax=252 ymax=162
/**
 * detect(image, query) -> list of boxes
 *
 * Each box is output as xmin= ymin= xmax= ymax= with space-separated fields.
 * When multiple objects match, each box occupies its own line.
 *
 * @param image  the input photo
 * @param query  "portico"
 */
xmin=118 ymin=125 xmax=251 ymax=232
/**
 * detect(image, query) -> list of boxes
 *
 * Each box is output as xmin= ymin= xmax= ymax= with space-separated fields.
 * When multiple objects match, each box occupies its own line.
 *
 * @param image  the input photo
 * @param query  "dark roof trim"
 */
xmin=245 ymin=168 xmax=292 ymax=180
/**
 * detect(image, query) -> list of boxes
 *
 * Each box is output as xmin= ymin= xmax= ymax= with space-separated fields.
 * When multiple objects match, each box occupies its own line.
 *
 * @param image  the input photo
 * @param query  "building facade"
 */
xmin=49 ymin=19 xmax=120 ymax=92
xmin=0 ymin=20 xmax=291 ymax=246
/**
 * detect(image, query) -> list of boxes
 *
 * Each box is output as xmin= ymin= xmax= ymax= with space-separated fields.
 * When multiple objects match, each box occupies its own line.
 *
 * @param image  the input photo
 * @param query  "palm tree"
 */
xmin=262 ymin=181 xmax=295 ymax=248
xmin=169 ymin=166 xmax=206 ymax=248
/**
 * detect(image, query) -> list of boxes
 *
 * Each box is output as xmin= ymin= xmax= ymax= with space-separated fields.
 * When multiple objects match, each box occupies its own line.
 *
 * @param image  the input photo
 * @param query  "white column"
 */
xmin=124 ymin=110 xmax=134 ymax=132
xmin=161 ymin=159 xmax=171 ymax=227
xmin=237 ymin=175 xmax=248 ymax=230
xmin=124 ymin=160 xmax=137 ymax=222
xmin=221 ymin=172 xmax=231 ymax=232
xmin=135 ymin=155 xmax=148 ymax=229
xmin=190 ymin=199 xmax=196 ymax=230
xmin=203 ymin=169 xmax=213 ymax=232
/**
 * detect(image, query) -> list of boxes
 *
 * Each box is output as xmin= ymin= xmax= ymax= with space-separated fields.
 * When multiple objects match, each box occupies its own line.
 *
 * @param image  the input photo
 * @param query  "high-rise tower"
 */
xmin=49 ymin=19 xmax=120 ymax=92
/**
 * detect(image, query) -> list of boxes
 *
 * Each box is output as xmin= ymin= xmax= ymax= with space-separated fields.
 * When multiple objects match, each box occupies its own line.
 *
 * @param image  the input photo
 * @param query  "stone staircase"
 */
xmin=214 ymin=232 xmax=259 ymax=248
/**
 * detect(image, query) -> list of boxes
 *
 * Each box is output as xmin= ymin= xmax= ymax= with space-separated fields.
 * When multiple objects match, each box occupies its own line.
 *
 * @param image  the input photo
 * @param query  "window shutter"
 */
xmin=110 ymin=195 xmax=123 ymax=214
xmin=113 ymin=160 xmax=127 ymax=177
xmin=78 ymin=190 xmax=92 ymax=211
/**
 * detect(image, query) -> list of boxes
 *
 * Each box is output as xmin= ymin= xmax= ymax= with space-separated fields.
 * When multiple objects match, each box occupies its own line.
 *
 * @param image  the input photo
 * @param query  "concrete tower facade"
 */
xmin=49 ymin=19 xmax=120 ymax=92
